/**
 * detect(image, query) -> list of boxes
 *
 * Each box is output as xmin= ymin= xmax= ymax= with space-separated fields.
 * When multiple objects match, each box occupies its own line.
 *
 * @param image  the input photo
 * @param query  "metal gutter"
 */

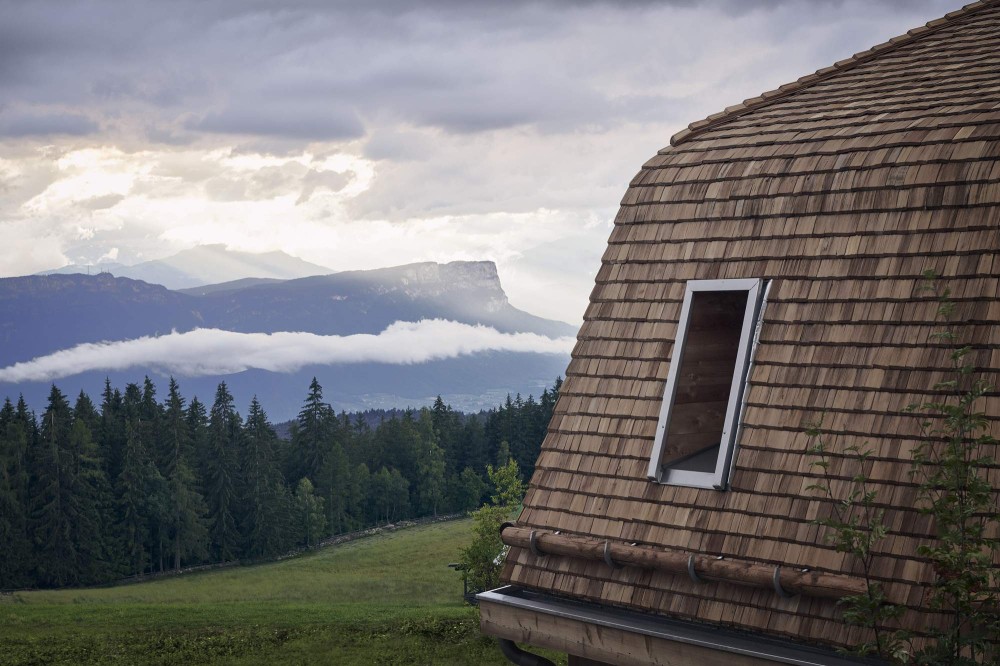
xmin=478 ymin=586 xmax=885 ymax=666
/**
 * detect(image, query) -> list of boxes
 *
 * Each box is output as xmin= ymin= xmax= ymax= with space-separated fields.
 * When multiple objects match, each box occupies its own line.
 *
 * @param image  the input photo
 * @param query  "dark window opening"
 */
xmin=647 ymin=279 xmax=767 ymax=489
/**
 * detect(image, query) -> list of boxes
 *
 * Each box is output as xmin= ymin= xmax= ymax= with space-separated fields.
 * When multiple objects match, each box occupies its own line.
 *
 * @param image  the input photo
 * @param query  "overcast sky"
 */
xmin=0 ymin=0 xmax=959 ymax=323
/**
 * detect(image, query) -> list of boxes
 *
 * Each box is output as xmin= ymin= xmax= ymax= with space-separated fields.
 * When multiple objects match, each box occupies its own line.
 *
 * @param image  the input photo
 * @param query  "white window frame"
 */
xmin=646 ymin=278 xmax=768 ymax=490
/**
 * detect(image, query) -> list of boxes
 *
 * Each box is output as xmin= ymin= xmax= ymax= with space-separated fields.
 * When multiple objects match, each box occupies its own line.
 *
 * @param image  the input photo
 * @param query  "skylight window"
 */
xmin=647 ymin=279 xmax=768 ymax=490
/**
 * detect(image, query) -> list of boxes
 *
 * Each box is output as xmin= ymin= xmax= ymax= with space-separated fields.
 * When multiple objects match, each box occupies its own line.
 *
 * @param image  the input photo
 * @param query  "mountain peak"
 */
xmin=41 ymin=245 xmax=333 ymax=289
xmin=329 ymin=260 xmax=508 ymax=308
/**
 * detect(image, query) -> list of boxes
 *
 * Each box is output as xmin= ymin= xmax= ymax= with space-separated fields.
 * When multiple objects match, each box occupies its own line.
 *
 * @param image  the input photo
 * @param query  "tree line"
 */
xmin=0 ymin=375 xmax=561 ymax=588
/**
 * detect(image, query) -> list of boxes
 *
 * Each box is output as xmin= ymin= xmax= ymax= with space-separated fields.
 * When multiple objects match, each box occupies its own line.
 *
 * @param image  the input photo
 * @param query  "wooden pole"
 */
xmin=501 ymin=525 xmax=867 ymax=601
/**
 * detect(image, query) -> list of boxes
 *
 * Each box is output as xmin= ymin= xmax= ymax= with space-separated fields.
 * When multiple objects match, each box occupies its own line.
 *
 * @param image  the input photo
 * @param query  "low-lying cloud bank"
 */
xmin=0 ymin=320 xmax=576 ymax=383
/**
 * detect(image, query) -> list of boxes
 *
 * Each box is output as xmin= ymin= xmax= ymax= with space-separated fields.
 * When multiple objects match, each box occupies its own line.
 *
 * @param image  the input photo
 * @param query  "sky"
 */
xmin=0 ymin=0 xmax=961 ymax=324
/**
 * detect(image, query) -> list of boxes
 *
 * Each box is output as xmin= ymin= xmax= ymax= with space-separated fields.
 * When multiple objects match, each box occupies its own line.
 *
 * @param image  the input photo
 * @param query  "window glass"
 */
xmin=647 ymin=279 xmax=767 ymax=489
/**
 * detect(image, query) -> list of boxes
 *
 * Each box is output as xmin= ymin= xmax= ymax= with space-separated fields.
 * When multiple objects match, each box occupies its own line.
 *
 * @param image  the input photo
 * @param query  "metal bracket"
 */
xmin=603 ymin=541 xmax=622 ymax=569
xmin=772 ymin=566 xmax=795 ymax=598
xmin=528 ymin=530 xmax=544 ymax=558
xmin=687 ymin=554 xmax=705 ymax=584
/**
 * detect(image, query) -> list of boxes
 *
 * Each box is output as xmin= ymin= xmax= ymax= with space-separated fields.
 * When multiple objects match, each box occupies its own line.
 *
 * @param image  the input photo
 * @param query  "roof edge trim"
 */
xmin=668 ymin=0 xmax=998 ymax=148
xmin=478 ymin=586 xmax=884 ymax=666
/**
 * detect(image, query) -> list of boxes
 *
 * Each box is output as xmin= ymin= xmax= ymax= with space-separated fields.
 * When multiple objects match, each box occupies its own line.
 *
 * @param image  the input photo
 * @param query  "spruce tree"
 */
xmin=240 ymin=397 xmax=287 ymax=558
xmin=186 ymin=396 xmax=209 ymax=484
xmin=430 ymin=396 xmax=462 ymax=475
xmin=139 ymin=377 xmax=171 ymax=571
xmin=461 ymin=417 xmax=489 ymax=475
xmin=116 ymin=383 xmax=166 ymax=576
xmin=415 ymin=411 xmax=446 ymax=516
xmin=99 ymin=379 xmax=126 ymax=483
xmin=290 ymin=378 xmax=334 ymax=483
xmin=117 ymin=419 xmax=146 ymax=575
xmin=161 ymin=379 xmax=208 ymax=570
xmin=69 ymin=392 xmax=114 ymax=584
xmin=28 ymin=386 xmax=77 ymax=586
xmin=205 ymin=382 xmax=241 ymax=562
xmin=0 ymin=398 xmax=31 ymax=586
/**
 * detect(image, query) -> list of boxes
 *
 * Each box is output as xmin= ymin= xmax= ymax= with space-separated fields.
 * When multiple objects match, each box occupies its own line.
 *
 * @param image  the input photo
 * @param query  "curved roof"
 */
xmin=502 ymin=0 xmax=1000 ymax=651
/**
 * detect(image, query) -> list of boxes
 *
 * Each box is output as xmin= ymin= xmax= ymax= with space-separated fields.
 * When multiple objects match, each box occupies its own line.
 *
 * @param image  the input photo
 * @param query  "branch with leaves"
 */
xmin=807 ymin=426 xmax=906 ymax=661
xmin=903 ymin=271 xmax=999 ymax=665
xmin=808 ymin=270 xmax=999 ymax=664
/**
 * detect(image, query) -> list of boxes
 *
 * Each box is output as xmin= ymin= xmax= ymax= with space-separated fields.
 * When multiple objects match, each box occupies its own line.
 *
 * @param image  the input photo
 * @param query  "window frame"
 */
xmin=646 ymin=278 xmax=768 ymax=490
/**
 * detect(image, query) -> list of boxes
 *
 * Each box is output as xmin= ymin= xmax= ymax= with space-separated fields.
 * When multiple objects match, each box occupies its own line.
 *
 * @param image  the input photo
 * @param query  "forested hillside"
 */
xmin=0 ymin=376 xmax=560 ymax=588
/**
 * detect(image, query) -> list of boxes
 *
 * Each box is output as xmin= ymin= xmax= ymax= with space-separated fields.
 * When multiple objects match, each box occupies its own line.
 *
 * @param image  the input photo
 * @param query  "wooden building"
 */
xmin=478 ymin=1 xmax=1000 ymax=664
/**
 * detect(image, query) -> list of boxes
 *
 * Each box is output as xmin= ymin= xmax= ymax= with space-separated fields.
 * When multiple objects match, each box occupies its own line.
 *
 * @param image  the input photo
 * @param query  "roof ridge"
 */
xmin=667 ymin=0 xmax=1000 ymax=148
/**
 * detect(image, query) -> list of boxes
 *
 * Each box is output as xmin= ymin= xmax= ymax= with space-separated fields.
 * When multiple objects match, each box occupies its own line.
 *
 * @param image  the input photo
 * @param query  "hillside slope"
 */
xmin=1 ymin=519 xmax=562 ymax=665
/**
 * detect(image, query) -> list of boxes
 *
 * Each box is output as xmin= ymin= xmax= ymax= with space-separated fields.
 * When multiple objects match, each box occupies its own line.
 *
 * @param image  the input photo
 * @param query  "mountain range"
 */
xmin=40 ymin=244 xmax=334 ymax=289
xmin=3 ymin=257 xmax=575 ymax=419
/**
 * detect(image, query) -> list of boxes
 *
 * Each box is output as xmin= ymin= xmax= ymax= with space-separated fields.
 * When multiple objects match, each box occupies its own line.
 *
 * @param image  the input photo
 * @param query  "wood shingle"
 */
xmin=495 ymin=0 xmax=1000 ymax=654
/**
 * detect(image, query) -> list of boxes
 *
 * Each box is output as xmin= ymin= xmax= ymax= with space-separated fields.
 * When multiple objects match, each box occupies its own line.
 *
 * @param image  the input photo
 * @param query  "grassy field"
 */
xmin=0 ymin=519 xmax=565 ymax=665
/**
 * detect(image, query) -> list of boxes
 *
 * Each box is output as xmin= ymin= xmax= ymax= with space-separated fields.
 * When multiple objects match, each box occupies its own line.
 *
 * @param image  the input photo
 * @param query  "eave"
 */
xmin=478 ymin=586 xmax=885 ymax=666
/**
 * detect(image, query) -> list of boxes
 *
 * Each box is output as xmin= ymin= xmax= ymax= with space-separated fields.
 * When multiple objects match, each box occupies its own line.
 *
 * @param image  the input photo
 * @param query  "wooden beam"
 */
xmin=501 ymin=526 xmax=867 ymax=600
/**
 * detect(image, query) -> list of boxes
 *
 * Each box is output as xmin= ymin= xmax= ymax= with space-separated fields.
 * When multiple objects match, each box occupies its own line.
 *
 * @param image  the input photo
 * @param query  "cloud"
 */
xmin=0 ymin=108 xmax=98 ymax=137
xmin=77 ymin=193 xmax=125 ymax=211
xmin=97 ymin=247 xmax=119 ymax=263
xmin=0 ymin=0 xmax=964 ymax=323
xmin=0 ymin=319 xmax=576 ymax=383
xmin=0 ymin=0 xmax=960 ymax=143
xmin=190 ymin=103 xmax=365 ymax=141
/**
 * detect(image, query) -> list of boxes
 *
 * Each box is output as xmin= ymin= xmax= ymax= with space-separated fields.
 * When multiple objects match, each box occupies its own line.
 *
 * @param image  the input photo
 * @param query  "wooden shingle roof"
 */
xmin=500 ymin=0 xmax=1000 ymax=651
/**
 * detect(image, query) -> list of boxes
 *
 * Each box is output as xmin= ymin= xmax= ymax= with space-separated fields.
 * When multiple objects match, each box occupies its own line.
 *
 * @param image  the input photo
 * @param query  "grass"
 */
xmin=0 ymin=519 xmax=566 ymax=665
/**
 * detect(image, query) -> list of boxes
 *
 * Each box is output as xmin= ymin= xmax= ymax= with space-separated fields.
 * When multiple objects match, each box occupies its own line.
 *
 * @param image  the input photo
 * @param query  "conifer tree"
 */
xmin=186 ymin=396 xmax=209 ymax=483
xmin=99 ymin=380 xmax=126 ymax=483
xmin=28 ymin=386 xmax=77 ymax=586
xmin=431 ymin=396 xmax=462 ymax=474
xmin=139 ymin=377 xmax=173 ymax=570
xmin=69 ymin=392 xmax=114 ymax=583
xmin=0 ymin=398 xmax=31 ymax=586
xmin=460 ymin=417 xmax=489 ymax=475
xmin=318 ymin=439 xmax=349 ymax=535
xmin=161 ymin=379 xmax=208 ymax=570
xmin=116 ymin=406 xmax=160 ymax=576
xmin=415 ymin=411 xmax=446 ymax=516
xmin=205 ymin=382 xmax=241 ymax=561
xmin=240 ymin=396 xmax=287 ymax=558
xmin=290 ymin=377 xmax=333 ymax=483
xmin=117 ymin=419 xmax=145 ymax=576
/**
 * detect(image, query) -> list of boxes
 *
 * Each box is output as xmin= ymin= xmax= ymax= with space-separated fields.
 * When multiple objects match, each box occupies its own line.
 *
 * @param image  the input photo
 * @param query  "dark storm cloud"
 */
xmin=0 ymin=0 xmax=958 ymax=142
xmin=0 ymin=109 xmax=98 ymax=137
xmin=191 ymin=105 xmax=365 ymax=141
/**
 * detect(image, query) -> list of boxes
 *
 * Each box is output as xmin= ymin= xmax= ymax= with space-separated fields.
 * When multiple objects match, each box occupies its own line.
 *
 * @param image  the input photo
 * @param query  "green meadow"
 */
xmin=0 ymin=519 xmax=563 ymax=665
